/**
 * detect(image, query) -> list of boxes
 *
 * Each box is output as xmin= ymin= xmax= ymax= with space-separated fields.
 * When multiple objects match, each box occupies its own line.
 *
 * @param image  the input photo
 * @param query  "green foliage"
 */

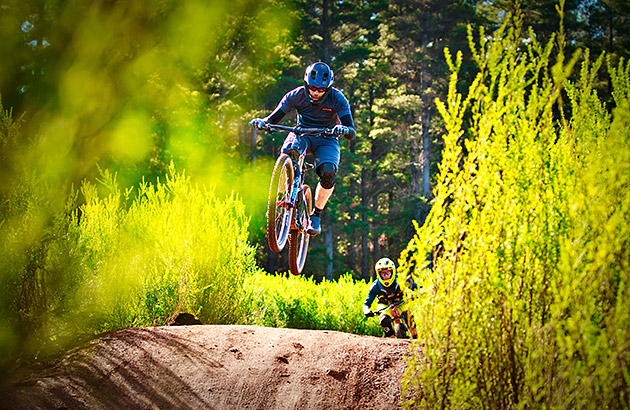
xmin=400 ymin=14 xmax=630 ymax=410
xmin=0 ymin=0 xmax=295 ymax=370
xmin=67 ymin=165 xmax=255 ymax=329
xmin=0 ymin=164 xmax=258 ymax=372
xmin=243 ymin=272 xmax=382 ymax=336
xmin=0 ymin=0 xmax=292 ymax=271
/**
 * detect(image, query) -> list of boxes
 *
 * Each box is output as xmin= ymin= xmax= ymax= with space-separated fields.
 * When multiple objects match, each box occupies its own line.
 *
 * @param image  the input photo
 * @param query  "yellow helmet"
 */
xmin=375 ymin=257 xmax=397 ymax=287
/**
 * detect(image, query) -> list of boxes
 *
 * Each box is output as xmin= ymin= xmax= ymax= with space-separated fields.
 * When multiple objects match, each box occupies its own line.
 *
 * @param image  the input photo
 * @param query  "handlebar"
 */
xmin=255 ymin=123 xmax=336 ymax=137
xmin=374 ymin=299 xmax=405 ymax=314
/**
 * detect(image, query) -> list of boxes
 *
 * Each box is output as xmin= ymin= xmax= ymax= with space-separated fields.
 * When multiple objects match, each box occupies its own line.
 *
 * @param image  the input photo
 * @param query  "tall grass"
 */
xmin=400 ymin=11 xmax=630 ymax=410
xmin=0 ymin=162 xmax=258 ymax=371
xmin=243 ymin=272 xmax=381 ymax=336
xmin=67 ymin=164 xmax=254 ymax=330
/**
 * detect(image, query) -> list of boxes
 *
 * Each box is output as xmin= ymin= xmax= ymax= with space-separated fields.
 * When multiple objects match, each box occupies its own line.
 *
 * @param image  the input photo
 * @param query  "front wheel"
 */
xmin=394 ymin=322 xmax=409 ymax=339
xmin=267 ymin=154 xmax=294 ymax=253
xmin=288 ymin=185 xmax=312 ymax=275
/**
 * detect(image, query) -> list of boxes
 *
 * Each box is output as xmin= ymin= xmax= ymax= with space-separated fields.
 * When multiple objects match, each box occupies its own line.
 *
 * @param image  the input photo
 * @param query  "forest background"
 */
xmin=1 ymin=0 xmax=630 ymax=408
xmin=1 ymin=0 xmax=628 ymax=281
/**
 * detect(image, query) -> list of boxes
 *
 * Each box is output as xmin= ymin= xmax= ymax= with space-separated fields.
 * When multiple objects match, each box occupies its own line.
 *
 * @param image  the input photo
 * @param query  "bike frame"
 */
xmin=374 ymin=299 xmax=411 ymax=338
xmin=266 ymin=124 xmax=334 ymax=232
xmin=376 ymin=300 xmax=407 ymax=326
xmin=390 ymin=305 xmax=405 ymax=326
xmin=288 ymin=140 xmax=309 ymax=231
xmin=262 ymin=124 xmax=335 ymax=275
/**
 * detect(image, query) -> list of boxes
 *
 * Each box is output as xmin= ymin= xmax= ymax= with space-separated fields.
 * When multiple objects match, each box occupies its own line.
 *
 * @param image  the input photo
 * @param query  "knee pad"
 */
xmin=316 ymin=163 xmax=337 ymax=189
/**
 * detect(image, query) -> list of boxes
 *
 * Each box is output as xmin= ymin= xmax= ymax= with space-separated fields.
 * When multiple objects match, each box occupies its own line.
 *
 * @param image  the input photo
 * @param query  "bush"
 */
xmin=400 ymin=16 xmax=630 ymax=410
xmin=0 ymin=163 xmax=258 ymax=371
xmin=66 ymin=164 xmax=256 ymax=329
xmin=243 ymin=272 xmax=382 ymax=336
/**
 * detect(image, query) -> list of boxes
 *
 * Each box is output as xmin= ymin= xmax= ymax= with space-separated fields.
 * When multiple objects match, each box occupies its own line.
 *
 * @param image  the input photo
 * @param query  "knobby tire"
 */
xmin=288 ymin=185 xmax=312 ymax=275
xmin=394 ymin=323 xmax=409 ymax=339
xmin=267 ymin=154 xmax=294 ymax=253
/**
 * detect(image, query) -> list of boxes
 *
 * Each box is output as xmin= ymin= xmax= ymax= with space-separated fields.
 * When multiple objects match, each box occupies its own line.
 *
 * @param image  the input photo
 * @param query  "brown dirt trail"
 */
xmin=2 ymin=325 xmax=412 ymax=410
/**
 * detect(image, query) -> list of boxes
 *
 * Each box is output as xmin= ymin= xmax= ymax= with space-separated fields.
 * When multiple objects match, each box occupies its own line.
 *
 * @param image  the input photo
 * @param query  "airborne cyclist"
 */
xmin=250 ymin=62 xmax=356 ymax=236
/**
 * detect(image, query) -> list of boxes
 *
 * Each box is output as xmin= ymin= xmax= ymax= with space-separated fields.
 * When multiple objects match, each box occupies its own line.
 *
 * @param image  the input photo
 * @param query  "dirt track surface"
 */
xmin=2 ymin=325 xmax=412 ymax=410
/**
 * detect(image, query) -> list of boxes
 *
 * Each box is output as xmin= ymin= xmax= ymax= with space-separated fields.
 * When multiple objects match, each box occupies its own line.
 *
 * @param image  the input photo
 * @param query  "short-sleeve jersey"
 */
xmin=275 ymin=86 xmax=352 ymax=128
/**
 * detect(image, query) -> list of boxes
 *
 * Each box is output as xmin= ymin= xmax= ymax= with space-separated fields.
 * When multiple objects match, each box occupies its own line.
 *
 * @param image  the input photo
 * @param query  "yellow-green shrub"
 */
xmin=244 ymin=272 xmax=382 ymax=336
xmin=66 ymin=164 xmax=255 ymax=331
xmin=400 ymin=15 xmax=630 ymax=410
xmin=0 ymin=163 xmax=258 ymax=370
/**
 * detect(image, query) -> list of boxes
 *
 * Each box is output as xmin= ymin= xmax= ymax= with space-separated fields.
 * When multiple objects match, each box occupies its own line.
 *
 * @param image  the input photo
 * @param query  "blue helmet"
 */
xmin=304 ymin=62 xmax=334 ymax=88
xmin=304 ymin=62 xmax=334 ymax=104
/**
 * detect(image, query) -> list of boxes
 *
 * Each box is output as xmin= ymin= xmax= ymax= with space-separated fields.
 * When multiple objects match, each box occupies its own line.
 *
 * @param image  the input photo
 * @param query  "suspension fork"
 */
xmin=289 ymin=147 xmax=308 ymax=229
xmin=290 ymin=160 xmax=302 ymax=204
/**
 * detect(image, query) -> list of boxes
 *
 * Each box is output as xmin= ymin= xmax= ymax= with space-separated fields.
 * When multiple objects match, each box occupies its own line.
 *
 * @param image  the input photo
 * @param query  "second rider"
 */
xmin=250 ymin=62 xmax=356 ymax=236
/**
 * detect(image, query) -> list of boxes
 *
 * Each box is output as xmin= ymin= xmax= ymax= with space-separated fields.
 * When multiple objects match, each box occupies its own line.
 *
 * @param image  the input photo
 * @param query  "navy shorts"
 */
xmin=281 ymin=132 xmax=340 ymax=170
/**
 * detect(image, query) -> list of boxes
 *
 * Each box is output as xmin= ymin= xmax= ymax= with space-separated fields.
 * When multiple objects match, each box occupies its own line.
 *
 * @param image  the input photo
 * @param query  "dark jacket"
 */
xmin=364 ymin=278 xmax=418 ymax=309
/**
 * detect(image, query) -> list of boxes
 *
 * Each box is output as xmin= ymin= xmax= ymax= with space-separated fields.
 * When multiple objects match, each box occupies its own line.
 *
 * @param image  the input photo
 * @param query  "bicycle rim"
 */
xmin=289 ymin=185 xmax=312 ymax=275
xmin=266 ymin=154 xmax=294 ymax=253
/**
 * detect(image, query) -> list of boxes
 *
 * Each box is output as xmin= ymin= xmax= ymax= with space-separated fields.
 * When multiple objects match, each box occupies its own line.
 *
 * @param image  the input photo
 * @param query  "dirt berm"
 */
xmin=2 ymin=325 xmax=413 ymax=410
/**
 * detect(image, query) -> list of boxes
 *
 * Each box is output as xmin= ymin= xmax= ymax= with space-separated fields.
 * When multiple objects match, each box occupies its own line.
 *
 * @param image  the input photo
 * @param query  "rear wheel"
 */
xmin=266 ymin=154 xmax=294 ymax=253
xmin=289 ymin=185 xmax=312 ymax=275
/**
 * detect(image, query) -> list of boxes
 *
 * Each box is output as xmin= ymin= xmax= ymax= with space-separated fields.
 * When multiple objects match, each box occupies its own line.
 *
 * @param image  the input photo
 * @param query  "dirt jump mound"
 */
xmin=3 ymin=325 xmax=412 ymax=410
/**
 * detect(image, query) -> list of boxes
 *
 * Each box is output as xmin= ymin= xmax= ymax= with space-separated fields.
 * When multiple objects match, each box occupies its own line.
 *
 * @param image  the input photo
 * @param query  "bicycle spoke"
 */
xmin=289 ymin=185 xmax=312 ymax=275
xmin=267 ymin=154 xmax=293 ymax=253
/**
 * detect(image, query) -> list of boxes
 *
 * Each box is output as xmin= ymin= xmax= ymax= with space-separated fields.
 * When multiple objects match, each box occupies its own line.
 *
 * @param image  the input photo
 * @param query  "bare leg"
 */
xmin=314 ymin=182 xmax=334 ymax=210
xmin=307 ymin=182 xmax=334 ymax=236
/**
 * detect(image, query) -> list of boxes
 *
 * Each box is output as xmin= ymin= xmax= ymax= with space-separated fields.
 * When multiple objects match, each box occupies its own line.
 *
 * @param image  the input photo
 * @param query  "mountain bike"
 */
xmin=259 ymin=124 xmax=335 ymax=275
xmin=373 ymin=299 xmax=414 ymax=339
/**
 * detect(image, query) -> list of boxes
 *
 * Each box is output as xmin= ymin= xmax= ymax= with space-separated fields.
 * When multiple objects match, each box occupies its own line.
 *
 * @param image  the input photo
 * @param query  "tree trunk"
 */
xmin=370 ymin=141 xmax=379 ymax=268
xmin=324 ymin=213 xmax=333 ymax=281
xmin=365 ymin=88 xmax=377 ymax=278
xmin=322 ymin=0 xmax=332 ymax=62
xmin=360 ymin=167 xmax=369 ymax=280
xmin=420 ymin=33 xmax=432 ymax=199
xmin=421 ymin=105 xmax=431 ymax=199
xmin=345 ymin=137 xmax=358 ymax=274
xmin=251 ymin=127 xmax=258 ymax=165
xmin=371 ymin=189 xmax=380 ymax=264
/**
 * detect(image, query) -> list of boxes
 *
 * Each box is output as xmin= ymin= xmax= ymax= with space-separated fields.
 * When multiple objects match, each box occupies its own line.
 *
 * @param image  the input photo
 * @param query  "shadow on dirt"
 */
xmin=2 ymin=325 xmax=411 ymax=410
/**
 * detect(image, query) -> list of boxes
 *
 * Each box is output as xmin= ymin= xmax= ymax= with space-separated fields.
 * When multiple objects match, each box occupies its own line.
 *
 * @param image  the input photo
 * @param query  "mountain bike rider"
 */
xmin=249 ymin=62 xmax=356 ymax=236
xmin=363 ymin=257 xmax=418 ymax=338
